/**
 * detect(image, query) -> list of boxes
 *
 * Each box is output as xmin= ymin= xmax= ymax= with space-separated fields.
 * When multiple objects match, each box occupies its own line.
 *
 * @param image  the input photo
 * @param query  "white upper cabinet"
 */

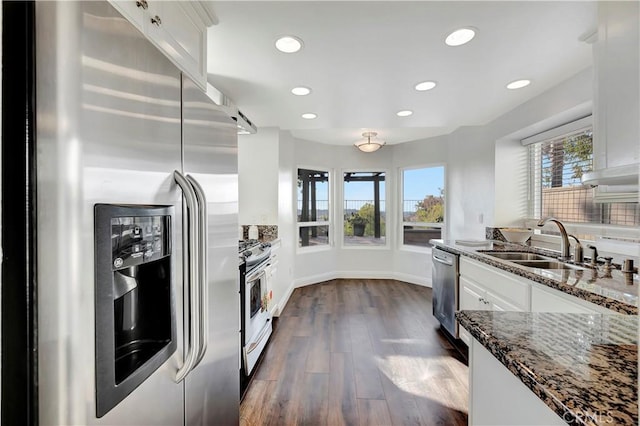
xmin=592 ymin=1 xmax=639 ymax=170
xmin=109 ymin=0 xmax=217 ymax=90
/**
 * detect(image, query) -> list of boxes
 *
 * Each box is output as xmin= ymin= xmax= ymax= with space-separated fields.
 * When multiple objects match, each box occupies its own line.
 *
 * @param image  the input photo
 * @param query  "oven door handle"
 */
xmin=174 ymin=170 xmax=200 ymax=383
xmin=246 ymin=267 xmax=267 ymax=283
xmin=187 ymin=174 xmax=208 ymax=368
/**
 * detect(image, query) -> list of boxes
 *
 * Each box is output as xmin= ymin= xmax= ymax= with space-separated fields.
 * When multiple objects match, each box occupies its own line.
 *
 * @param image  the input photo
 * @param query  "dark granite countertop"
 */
xmin=431 ymin=239 xmax=638 ymax=315
xmin=457 ymin=310 xmax=638 ymax=426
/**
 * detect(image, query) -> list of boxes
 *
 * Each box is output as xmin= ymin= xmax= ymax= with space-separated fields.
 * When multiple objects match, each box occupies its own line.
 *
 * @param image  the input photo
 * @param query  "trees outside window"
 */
xmin=402 ymin=166 xmax=445 ymax=247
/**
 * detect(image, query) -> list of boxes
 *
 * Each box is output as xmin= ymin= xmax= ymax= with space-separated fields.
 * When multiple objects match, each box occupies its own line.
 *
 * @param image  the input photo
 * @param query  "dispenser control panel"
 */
xmin=111 ymin=215 xmax=170 ymax=270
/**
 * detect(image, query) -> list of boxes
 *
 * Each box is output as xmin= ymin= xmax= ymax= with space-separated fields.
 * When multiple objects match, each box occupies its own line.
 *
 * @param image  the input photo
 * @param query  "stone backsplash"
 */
xmin=241 ymin=225 xmax=278 ymax=242
xmin=485 ymin=227 xmax=507 ymax=242
xmin=485 ymin=226 xmax=533 ymax=244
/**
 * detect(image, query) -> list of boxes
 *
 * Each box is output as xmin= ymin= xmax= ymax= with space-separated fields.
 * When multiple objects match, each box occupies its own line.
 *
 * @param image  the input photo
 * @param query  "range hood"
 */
xmin=582 ymin=163 xmax=639 ymax=202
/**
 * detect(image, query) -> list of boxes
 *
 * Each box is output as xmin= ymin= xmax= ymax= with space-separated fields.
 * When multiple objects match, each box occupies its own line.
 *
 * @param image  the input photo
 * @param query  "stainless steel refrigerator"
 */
xmin=2 ymin=1 xmax=240 ymax=424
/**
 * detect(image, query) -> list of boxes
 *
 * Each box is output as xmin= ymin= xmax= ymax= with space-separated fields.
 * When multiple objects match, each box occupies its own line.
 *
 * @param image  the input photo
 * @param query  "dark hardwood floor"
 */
xmin=240 ymin=279 xmax=468 ymax=426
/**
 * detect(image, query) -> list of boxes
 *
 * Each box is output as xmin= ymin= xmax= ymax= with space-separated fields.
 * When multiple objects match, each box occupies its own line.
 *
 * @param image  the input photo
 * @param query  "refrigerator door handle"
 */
xmin=174 ymin=170 xmax=201 ymax=382
xmin=187 ymin=175 xmax=209 ymax=368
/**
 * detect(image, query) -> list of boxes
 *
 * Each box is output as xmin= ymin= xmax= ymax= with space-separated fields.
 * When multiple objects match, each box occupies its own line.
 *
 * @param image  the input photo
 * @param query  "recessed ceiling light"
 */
xmin=415 ymin=81 xmax=437 ymax=91
xmin=275 ymin=36 xmax=304 ymax=53
xmin=291 ymin=86 xmax=311 ymax=96
xmin=445 ymin=27 xmax=476 ymax=46
xmin=301 ymin=113 xmax=317 ymax=119
xmin=506 ymin=79 xmax=531 ymax=90
xmin=396 ymin=110 xmax=413 ymax=117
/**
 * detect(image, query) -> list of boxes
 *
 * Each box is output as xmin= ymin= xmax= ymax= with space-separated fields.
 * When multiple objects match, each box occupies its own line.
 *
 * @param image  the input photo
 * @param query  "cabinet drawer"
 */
xmin=460 ymin=258 xmax=529 ymax=310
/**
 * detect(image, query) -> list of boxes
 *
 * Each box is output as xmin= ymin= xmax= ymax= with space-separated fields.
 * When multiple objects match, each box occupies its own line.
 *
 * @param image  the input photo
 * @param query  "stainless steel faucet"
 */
xmin=568 ymin=234 xmax=583 ymax=264
xmin=536 ymin=217 xmax=570 ymax=261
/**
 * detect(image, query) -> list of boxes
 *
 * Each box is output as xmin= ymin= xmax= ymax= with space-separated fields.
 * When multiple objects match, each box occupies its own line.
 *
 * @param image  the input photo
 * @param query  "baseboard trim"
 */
xmin=292 ymin=271 xmax=431 ymax=288
xmin=392 ymin=272 xmax=431 ymax=287
xmin=273 ymin=281 xmax=295 ymax=317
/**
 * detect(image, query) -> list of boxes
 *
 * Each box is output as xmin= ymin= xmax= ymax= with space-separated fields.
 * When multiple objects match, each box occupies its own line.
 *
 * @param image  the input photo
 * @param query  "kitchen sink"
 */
xmin=511 ymin=260 xmax=584 ymax=270
xmin=481 ymin=252 xmax=551 ymax=261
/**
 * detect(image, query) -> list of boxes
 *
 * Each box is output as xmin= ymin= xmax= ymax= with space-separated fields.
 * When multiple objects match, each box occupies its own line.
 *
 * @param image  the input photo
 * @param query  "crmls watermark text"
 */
xmin=563 ymin=410 xmax=614 ymax=424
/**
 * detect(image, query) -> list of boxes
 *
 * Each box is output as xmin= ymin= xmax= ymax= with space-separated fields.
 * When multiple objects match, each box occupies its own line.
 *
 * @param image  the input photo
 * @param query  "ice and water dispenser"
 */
xmin=94 ymin=204 xmax=176 ymax=417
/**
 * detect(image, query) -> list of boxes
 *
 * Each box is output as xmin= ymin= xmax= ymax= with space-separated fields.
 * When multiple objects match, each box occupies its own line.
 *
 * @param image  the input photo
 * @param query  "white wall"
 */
xmin=273 ymin=130 xmax=296 ymax=315
xmin=238 ymin=127 xmax=279 ymax=225
xmin=392 ymin=134 xmax=448 ymax=286
xmin=446 ymin=126 xmax=496 ymax=241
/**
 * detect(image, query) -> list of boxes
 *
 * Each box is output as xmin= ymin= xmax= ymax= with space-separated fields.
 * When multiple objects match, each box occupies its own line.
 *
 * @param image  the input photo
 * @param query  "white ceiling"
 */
xmin=206 ymin=1 xmax=596 ymax=146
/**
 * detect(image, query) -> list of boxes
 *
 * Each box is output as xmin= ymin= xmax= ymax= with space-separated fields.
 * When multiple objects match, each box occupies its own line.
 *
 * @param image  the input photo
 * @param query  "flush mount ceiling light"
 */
xmin=445 ymin=27 xmax=476 ymax=46
xmin=415 ymin=81 xmax=437 ymax=91
xmin=275 ymin=35 xmax=304 ymax=53
xmin=291 ymin=86 xmax=311 ymax=96
xmin=396 ymin=110 xmax=413 ymax=117
xmin=506 ymin=79 xmax=531 ymax=90
xmin=354 ymin=131 xmax=386 ymax=153
xmin=301 ymin=112 xmax=317 ymax=119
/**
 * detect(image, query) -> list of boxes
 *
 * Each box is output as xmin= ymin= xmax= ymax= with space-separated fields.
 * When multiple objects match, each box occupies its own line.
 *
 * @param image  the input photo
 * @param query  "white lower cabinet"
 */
xmin=459 ymin=257 xmax=618 ymax=317
xmin=468 ymin=338 xmax=566 ymax=426
xmin=530 ymin=283 xmax=614 ymax=314
xmin=460 ymin=277 xmax=488 ymax=311
xmin=459 ymin=258 xmax=529 ymax=345
xmin=459 ymin=258 xmax=530 ymax=311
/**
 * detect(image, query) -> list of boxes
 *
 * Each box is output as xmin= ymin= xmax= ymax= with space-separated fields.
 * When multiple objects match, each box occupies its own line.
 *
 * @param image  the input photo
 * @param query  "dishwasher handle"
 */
xmin=433 ymin=254 xmax=454 ymax=266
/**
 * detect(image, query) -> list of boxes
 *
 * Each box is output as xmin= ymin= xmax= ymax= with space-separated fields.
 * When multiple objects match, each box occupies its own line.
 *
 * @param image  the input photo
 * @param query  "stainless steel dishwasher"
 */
xmin=432 ymin=247 xmax=460 ymax=338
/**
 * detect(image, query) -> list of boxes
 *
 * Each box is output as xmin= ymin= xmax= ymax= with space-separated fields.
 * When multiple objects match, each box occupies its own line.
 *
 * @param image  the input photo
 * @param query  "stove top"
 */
xmin=239 ymin=239 xmax=261 ymax=253
xmin=239 ymin=239 xmax=272 ymax=269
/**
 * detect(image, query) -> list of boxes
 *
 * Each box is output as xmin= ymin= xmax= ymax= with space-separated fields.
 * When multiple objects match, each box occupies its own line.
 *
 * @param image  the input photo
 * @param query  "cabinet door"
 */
xmin=593 ymin=1 xmax=640 ymax=170
xmin=460 ymin=276 xmax=487 ymax=311
xmin=109 ymin=0 xmax=147 ymax=33
xmin=488 ymin=291 xmax=524 ymax=312
xmin=146 ymin=2 xmax=207 ymax=89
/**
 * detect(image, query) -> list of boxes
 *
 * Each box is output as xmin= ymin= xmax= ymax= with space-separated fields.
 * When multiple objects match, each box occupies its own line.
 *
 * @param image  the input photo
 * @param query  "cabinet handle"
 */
xmin=151 ymin=15 xmax=162 ymax=27
xmin=135 ymin=0 xmax=148 ymax=10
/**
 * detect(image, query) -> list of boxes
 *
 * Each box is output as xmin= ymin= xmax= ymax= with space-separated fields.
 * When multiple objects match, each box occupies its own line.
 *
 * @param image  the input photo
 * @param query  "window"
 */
xmin=401 ymin=166 xmax=445 ymax=247
xmin=343 ymin=172 xmax=386 ymax=246
xmin=527 ymin=125 xmax=639 ymax=238
xmin=297 ymin=168 xmax=330 ymax=248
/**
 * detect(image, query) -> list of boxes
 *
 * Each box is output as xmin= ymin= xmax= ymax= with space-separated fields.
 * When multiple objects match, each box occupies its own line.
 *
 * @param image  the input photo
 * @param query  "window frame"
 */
xmin=296 ymin=166 xmax=332 ymax=253
xmin=399 ymin=164 xmax=447 ymax=252
xmin=340 ymin=168 xmax=390 ymax=250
